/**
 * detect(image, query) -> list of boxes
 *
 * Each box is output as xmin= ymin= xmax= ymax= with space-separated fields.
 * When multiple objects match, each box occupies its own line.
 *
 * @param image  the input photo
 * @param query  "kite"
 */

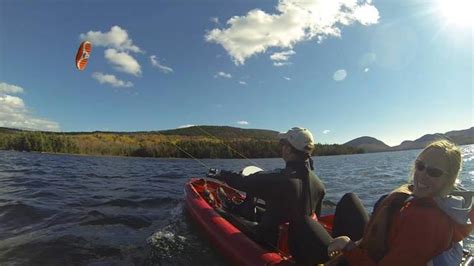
xmin=75 ymin=41 xmax=92 ymax=71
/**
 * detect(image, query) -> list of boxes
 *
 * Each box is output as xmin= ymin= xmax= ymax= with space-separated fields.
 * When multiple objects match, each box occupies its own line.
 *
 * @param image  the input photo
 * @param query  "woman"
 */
xmin=328 ymin=140 xmax=473 ymax=265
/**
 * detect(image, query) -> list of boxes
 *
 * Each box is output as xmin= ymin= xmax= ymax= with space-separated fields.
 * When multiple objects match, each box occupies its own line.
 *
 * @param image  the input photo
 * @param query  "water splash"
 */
xmin=147 ymin=229 xmax=187 ymax=259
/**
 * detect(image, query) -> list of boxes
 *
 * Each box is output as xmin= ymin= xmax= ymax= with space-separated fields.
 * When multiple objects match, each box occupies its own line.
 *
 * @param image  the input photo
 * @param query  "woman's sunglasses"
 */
xmin=415 ymin=160 xmax=444 ymax=178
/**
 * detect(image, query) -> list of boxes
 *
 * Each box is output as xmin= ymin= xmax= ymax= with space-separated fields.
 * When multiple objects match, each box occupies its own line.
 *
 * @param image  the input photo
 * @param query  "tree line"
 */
xmin=0 ymin=131 xmax=364 ymax=158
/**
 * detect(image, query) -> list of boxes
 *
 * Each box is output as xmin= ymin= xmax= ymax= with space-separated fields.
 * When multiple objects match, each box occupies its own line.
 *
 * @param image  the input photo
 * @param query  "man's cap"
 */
xmin=278 ymin=127 xmax=315 ymax=154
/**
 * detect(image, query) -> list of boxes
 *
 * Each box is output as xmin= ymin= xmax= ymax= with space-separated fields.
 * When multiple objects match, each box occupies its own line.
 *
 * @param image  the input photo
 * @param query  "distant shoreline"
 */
xmin=2 ymin=125 xmax=472 ymax=157
xmin=0 ymin=148 xmax=351 ymax=159
xmin=0 ymin=127 xmax=364 ymax=159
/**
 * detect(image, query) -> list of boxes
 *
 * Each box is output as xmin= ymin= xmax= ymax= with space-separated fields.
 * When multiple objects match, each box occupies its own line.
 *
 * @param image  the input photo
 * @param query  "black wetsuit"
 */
xmin=218 ymin=160 xmax=325 ymax=246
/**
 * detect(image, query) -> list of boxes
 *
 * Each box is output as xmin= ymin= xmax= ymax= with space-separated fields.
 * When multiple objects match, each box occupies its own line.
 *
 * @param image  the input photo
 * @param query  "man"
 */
xmin=208 ymin=127 xmax=326 ymax=247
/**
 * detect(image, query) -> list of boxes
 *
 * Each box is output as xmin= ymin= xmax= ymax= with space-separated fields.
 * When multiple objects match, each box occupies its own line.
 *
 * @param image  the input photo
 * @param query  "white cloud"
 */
xmin=239 ymin=81 xmax=247 ymax=85
xmin=270 ymin=50 xmax=295 ymax=62
xmin=178 ymin=124 xmax=195 ymax=128
xmin=214 ymin=71 xmax=232 ymax=79
xmin=333 ymin=69 xmax=347 ymax=81
xmin=0 ymin=82 xmax=24 ymax=94
xmin=236 ymin=120 xmax=249 ymax=125
xmin=150 ymin=55 xmax=174 ymax=74
xmin=92 ymin=72 xmax=133 ymax=88
xmin=353 ymin=4 xmax=379 ymax=25
xmin=364 ymin=67 xmax=370 ymax=72
xmin=271 ymin=50 xmax=295 ymax=67
xmin=205 ymin=0 xmax=379 ymax=65
xmin=284 ymin=76 xmax=291 ymax=80
xmin=105 ymin=49 xmax=141 ymax=76
xmin=0 ymin=95 xmax=25 ymax=109
xmin=80 ymin=25 xmax=142 ymax=53
xmin=323 ymin=129 xmax=331 ymax=134
xmin=274 ymin=62 xmax=292 ymax=67
xmin=80 ymin=26 xmax=143 ymax=78
xmin=210 ymin=17 xmax=220 ymax=24
xmin=0 ymin=82 xmax=59 ymax=131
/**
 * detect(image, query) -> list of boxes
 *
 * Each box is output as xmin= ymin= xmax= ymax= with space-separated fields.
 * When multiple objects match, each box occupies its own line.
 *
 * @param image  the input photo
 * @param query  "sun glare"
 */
xmin=438 ymin=0 xmax=473 ymax=27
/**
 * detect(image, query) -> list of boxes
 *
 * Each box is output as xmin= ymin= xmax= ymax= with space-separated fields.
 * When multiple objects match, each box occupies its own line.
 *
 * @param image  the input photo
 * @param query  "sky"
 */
xmin=0 ymin=0 xmax=472 ymax=146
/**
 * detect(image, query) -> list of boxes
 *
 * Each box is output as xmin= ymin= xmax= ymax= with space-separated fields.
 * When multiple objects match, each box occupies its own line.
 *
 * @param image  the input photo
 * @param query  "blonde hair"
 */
xmin=413 ymin=140 xmax=462 ymax=196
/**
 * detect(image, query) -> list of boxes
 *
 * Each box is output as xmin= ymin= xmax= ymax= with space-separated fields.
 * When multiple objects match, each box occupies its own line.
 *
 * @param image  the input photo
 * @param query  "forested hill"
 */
xmin=0 ymin=127 xmax=23 ymax=134
xmin=0 ymin=126 xmax=363 ymax=159
xmin=158 ymin=126 xmax=279 ymax=140
xmin=4 ymin=126 xmax=279 ymax=140
xmin=344 ymin=136 xmax=390 ymax=153
xmin=344 ymin=127 xmax=474 ymax=153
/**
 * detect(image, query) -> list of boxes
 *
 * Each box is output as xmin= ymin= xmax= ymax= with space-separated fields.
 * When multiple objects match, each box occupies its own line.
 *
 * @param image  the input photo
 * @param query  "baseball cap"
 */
xmin=278 ymin=127 xmax=315 ymax=154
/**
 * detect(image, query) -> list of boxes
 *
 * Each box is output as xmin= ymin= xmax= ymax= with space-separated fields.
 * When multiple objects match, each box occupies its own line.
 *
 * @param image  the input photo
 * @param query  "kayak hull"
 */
xmin=184 ymin=178 xmax=332 ymax=265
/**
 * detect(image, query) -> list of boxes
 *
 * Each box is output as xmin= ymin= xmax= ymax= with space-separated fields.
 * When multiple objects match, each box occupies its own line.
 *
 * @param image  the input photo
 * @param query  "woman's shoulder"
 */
xmin=400 ymin=198 xmax=451 ymax=226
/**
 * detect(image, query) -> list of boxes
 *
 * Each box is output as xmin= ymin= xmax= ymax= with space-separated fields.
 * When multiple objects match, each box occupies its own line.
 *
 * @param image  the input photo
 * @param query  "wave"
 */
xmin=28 ymin=191 xmax=60 ymax=199
xmin=0 ymin=202 xmax=55 ymax=224
xmin=0 ymin=235 xmax=123 ymax=265
xmin=91 ymin=197 xmax=179 ymax=208
xmin=0 ymin=202 xmax=56 ymax=236
xmin=149 ymin=173 xmax=189 ymax=180
xmin=26 ymin=169 xmax=48 ymax=175
xmin=0 ymin=169 xmax=28 ymax=173
xmin=79 ymin=210 xmax=152 ymax=229
xmin=8 ymin=180 xmax=47 ymax=188
xmin=86 ymin=173 xmax=127 ymax=179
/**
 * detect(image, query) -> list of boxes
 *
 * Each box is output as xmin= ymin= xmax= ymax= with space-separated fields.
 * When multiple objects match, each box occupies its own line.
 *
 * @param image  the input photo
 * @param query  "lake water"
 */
xmin=1 ymin=145 xmax=473 ymax=265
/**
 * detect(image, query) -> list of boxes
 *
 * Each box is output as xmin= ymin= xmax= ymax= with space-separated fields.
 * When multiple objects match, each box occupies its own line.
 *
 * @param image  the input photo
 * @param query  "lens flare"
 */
xmin=438 ymin=0 xmax=473 ymax=27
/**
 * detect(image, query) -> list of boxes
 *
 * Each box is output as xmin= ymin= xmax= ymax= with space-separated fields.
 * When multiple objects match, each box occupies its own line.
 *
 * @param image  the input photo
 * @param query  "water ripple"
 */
xmin=79 ymin=210 xmax=152 ymax=229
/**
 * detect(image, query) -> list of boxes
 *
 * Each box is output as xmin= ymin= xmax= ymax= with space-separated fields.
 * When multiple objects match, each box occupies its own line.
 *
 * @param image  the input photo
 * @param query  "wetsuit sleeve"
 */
xmin=312 ymin=174 xmax=325 ymax=217
xmin=343 ymin=208 xmax=451 ymax=266
xmin=219 ymin=170 xmax=282 ymax=197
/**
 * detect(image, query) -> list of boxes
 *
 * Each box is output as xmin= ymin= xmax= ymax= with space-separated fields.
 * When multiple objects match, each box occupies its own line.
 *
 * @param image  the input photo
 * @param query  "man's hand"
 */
xmin=206 ymin=168 xmax=221 ymax=179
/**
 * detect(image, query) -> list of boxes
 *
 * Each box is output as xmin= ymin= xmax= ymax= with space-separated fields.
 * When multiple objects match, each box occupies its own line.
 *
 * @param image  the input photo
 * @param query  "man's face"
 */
xmin=281 ymin=142 xmax=292 ymax=162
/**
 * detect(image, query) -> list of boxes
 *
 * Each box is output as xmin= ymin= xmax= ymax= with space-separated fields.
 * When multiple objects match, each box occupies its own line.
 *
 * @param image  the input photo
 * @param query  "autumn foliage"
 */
xmin=0 ymin=127 xmax=363 ymax=158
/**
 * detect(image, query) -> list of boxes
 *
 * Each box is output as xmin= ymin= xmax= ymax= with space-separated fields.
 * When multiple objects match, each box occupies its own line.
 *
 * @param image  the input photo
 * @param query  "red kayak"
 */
xmin=184 ymin=178 xmax=334 ymax=265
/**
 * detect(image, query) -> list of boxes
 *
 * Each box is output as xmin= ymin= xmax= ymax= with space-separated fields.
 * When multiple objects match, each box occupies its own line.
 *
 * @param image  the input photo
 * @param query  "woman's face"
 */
xmin=413 ymin=148 xmax=450 ymax=198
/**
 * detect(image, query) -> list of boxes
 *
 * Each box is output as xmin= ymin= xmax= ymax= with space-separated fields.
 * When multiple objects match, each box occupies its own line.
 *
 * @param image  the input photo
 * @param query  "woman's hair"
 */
xmin=410 ymin=139 xmax=462 ymax=196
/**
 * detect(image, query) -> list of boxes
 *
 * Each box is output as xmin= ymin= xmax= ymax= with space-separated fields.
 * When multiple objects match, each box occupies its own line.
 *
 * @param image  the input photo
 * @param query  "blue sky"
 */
xmin=0 ymin=0 xmax=472 ymax=146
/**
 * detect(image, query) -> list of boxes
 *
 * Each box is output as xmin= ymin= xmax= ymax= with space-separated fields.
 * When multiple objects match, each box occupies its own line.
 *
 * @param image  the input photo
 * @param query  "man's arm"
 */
xmin=219 ymin=170 xmax=283 ymax=197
